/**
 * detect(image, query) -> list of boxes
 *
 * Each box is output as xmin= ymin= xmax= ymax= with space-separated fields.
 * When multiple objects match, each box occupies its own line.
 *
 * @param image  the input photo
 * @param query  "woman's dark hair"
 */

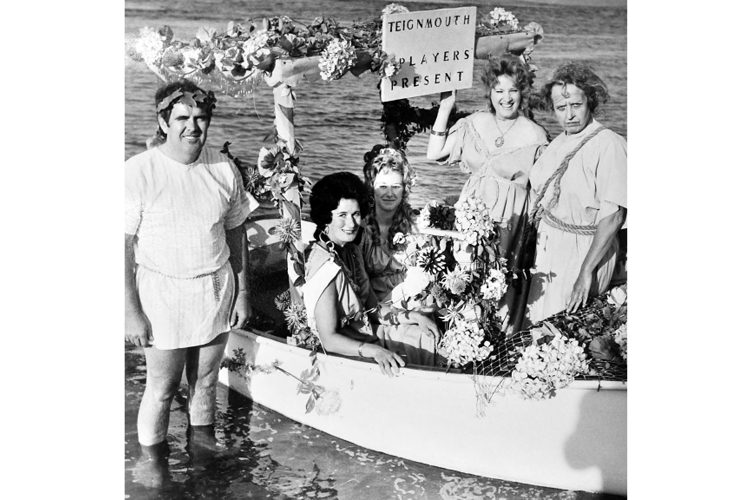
xmin=309 ymin=172 xmax=371 ymax=231
xmin=538 ymin=62 xmax=610 ymax=114
xmin=362 ymin=145 xmax=416 ymax=251
xmin=154 ymin=80 xmax=215 ymax=140
xmin=480 ymin=54 xmax=535 ymax=111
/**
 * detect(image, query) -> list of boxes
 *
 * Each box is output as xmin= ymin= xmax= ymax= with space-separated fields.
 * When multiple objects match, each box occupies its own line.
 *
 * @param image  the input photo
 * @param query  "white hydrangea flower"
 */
xmin=417 ymin=201 xmax=438 ymax=229
xmin=318 ymin=39 xmax=357 ymax=81
xmin=480 ymin=268 xmax=508 ymax=301
xmin=489 ymin=8 xmax=519 ymax=30
xmin=454 ymin=196 xmax=494 ymax=246
xmin=133 ymin=27 xmax=165 ymax=66
xmin=439 ymin=319 xmax=493 ymax=367
xmin=382 ymin=3 xmax=410 ymax=16
xmin=607 ymin=286 xmax=627 ymax=307
xmin=242 ymin=30 xmax=274 ymax=56
xmin=510 ymin=335 xmax=589 ymax=400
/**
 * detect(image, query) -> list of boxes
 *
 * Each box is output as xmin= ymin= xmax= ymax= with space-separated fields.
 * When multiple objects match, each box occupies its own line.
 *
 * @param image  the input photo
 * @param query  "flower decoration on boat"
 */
xmin=292 ymin=360 xmax=341 ymax=415
xmin=318 ymin=39 xmax=358 ymax=81
xmin=381 ymin=57 xmax=401 ymax=78
xmin=417 ymin=246 xmax=447 ymax=275
xmin=276 ymin=291 xmax=319 ymax=349
xmin=221 ymin=348 xmax=281 ymax=379
xmin=127 ymin=8 xmax=542 ymax=97
xmin=382 ymin=3 xmax=410 ymax=16
xmin=439 ymin=318 xmax=494 ymax=367
xmin=402 ymin=266 xmax=432 ymax=298
xmin=273 ymin=217 xmax=302 ymax=246
xmin=488 ymin=8 xmax=519 ymax=30
xmin=614 ymin=324 xmax=627 ymax=362
xmin=481 ymin=283 xmax=628 ymax=403
xmin=417 ymin=200 xmax=456 ymax=231
xmin=442 ymin=267 xmax=470 ymax=295
xmin=315 ymin=390 xmax=342 ymax=416
xmin=480 ymin=267 xmax=508 ymax=301
xmin=509 ymin=331 xmax=589 ymax=400
xmin=125 ymin=27 xmax=167 ymax=74
xmin=454 ymin=196 xmax=494 ymax=248
xmin=248 ymin=144 xmax=311 ymax=208
xmin=394 ymin=196 xmax=517 ymax=368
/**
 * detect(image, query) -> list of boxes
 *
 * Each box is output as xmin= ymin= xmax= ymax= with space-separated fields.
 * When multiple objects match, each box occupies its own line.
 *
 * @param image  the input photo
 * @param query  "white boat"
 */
xmin=217 ymin=214 xmax=627 ymax=496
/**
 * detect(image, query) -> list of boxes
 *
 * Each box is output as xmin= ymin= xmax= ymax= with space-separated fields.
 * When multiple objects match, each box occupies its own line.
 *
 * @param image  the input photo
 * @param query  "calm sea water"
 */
xmin=124 ymin=2 xmax=626 ymax=498
xmin=124 ymin=0 xmax=626 ymax=208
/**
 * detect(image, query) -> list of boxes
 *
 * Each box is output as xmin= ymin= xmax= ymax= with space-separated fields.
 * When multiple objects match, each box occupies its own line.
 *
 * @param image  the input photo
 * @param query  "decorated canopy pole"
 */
xmin=263 ymin=63 xmax=306 ymax=302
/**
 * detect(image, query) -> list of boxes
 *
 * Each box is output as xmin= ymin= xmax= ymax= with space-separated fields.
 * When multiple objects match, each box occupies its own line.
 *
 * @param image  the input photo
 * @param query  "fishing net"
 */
xmin=469 ymin=284 xmax=628 ymax=414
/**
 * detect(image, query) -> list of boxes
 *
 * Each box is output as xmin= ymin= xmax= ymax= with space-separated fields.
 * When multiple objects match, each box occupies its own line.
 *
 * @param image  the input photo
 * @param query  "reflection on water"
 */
xmin=125 ymin=344 xmax=625 ymax=499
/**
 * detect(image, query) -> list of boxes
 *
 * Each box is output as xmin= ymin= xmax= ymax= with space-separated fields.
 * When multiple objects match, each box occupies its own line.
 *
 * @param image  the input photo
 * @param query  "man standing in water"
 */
xmin=526 ymin=63 xmax=627 ymax=325
xmin=125 ymin=80 xmax=252 ymax=478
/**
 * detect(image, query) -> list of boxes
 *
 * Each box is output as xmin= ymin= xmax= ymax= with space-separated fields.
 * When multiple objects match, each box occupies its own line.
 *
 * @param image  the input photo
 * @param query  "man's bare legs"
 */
xmin=138 ymin=347 xmax=186 ymax=446
xmin=185 ymin=332 xmax=229 ymax=426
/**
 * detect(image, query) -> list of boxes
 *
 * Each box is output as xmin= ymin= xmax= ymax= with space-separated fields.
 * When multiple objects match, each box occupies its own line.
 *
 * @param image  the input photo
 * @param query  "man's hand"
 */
xmin=230 ymin=290 xmax=252 ymax=328
xmin=126 ymin=310 xmax=153 ymax=347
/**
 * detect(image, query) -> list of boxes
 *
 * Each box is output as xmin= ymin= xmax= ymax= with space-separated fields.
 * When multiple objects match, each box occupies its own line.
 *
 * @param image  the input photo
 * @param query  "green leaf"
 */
xmin=293 ymin=263 xmax=305 ymax=279
xmin=305 ymin=394 xmax=316 ymax=413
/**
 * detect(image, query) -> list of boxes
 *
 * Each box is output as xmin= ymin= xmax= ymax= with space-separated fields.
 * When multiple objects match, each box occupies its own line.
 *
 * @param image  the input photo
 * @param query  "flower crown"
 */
xmin=156 ymin=88 xmax=217 ymax=114
xmin=365 ymin=145 xmax=417 ymax=190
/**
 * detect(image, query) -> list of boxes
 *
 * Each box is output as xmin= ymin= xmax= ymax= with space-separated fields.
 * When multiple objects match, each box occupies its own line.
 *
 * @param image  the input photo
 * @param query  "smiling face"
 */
xmin=326 ymin=198 xmax=362 ymax=246
xmin=372 ymin=169 xmax=404 ymax=214
xmin=551 ymin=83 xmax=593 ymax=135
xmin=490 ymin=75 xmax=521 ymax=120
xmin=158 ymin=103 xmax=210 ymax=163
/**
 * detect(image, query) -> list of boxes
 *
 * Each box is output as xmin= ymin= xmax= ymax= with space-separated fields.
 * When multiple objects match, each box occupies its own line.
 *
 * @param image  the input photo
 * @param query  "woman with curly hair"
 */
xmin=525 ymin=63 xmax=627 ymax=325
xmin=426 ymin=54 xmax=549 ymax=332
xmin=360 ymin=145 xmax=417 ymax=302
xmin=303 ymin=172 xmax=439 ymax=372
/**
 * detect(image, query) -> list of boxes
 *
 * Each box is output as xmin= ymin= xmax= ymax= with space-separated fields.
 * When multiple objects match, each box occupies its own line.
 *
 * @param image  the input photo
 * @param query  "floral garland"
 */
xmin=221 ymin=347 xmax=340 ymax=415
xmin=125 ymin=5 xmax=539 ymax=96
xmin=318 ymin=39 xmax=358 ymax=81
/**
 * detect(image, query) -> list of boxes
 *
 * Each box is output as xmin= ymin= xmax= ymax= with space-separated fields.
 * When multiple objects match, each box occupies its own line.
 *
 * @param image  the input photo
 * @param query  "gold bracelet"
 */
xmin=357 ymin=342 xmax=365 ymax=358
xmin=430 ymin=128 xmax=448 ymax=137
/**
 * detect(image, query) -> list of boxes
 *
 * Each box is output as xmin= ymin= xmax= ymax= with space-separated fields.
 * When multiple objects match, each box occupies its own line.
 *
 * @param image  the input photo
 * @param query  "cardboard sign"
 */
xmin=381 ymin=7 xmax=476 ymax=102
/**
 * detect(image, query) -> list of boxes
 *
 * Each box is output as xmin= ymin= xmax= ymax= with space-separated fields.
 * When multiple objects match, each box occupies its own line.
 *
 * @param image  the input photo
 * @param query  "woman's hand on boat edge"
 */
xmin=365 ymin=344 xmax=406 ymax=377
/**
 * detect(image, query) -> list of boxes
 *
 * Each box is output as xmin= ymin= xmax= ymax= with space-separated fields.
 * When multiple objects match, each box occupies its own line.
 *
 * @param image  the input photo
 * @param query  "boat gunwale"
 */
xmin=229 ymin=327 xmax=628 ymax=392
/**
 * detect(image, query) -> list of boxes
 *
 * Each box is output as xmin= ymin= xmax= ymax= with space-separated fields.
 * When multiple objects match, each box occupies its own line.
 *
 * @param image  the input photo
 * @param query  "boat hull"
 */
xmin=219 ymin=328 xmax=627 ymax=496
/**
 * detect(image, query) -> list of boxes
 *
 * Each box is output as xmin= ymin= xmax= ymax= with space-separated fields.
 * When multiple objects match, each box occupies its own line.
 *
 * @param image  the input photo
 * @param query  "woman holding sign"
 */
xmin=426 ymin=54 xmax=548 ymax=332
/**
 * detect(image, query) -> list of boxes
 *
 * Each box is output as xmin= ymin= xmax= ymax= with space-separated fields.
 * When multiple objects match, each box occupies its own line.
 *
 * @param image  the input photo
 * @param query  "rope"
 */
xmin=541 ymin=209 xmax=597 ymax=235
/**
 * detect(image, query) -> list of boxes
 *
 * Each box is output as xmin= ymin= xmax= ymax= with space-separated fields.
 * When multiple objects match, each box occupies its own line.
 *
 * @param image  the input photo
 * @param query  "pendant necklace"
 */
xmin=493 ymin=115 xmax=519 ymax=148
